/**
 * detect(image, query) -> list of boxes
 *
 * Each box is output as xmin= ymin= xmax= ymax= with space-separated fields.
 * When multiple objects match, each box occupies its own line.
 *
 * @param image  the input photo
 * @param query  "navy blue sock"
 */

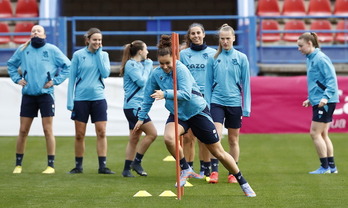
xmin=98 ymin=156 xmax=106 ymax=169
xmin=320 ymin=157 xmax=329 ymax=169
xmin=180 ymin=158 xmax=189 ymax=170
xmin=16 ymin=153 xmax=24 ymax=166
xmin=188 ymin=161 xmax=194 ymax=169
xmin=123 ymin=160 xmax=133 ymax=171
xmin=47 ymin=155 xmax=55 ymax=168
xmin=203 ymin=161 xmax=211 ymax=176
xmin=199 ymin=160 xmax=204 ymax=172
xmin=233 ymin=171 xmax=247 ymax=185
xmin=134 ymin=153 xmax=144 ymax=164
xmin=211 ymin=158 xmax=219 ymax=172
xmin=328 ymin=157 xmax=335 ymax=168
xmin=75 ymin=157 xmax=83 ymax=169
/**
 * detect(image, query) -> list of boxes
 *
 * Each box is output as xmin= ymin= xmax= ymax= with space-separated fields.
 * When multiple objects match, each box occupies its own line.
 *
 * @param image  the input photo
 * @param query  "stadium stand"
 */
xmin=307 ymin=0 xmax=332 ymax=16
xmin=334 ymin=0 xmax=348 ymax=16
xmin=0 ymin=22 xmax=11 ymax=45
xmin=12 ymin=21 xmax=34 ymax=44
xmin=0 ymin=0 xmax=13 ymax=18
xmin=335 ymin=20 xmax=348 ymax=43
xmin=15 ymin=0 xmax=39 ymax=18
xmin=281 ymin=0 xmax=307 ymax=16
xmin=310 ymin=19 xmax=333 ymax=42
xmin=257 ymin=19 xmax=281 ymax=42
xmin=256 ymin=0 xmax=280 ymax=16
xmin=283 ymin=20 xmax=306 ymax=42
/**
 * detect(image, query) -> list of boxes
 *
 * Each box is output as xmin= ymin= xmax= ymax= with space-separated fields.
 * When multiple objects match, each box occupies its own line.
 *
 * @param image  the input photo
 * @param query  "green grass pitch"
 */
xmin=0 ymin=133 xmax=347 ymax=208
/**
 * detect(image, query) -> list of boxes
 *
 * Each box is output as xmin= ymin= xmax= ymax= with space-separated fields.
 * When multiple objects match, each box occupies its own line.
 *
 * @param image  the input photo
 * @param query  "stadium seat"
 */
xmin=283 ymin=20 xmax=306 ymax=42
xmin=257 ymin=20 xmax=281 ymax=42
xmin=256 ymin=0 xmax=280 ymax=16
xmin=0 ymin=0 xmax=13 ymax=18
xmin=12 ymin=22 xmax=34 ymax=44
xmin=0 ymin=22 xmax=11 ymax=44
xmin=282 ymin=0 xmax=306 ymax=16
xmin=334 ymin=0 xmax=348 ymax=16
xmin=310 ymin=20 xmax=333 ymax=42
xmin=335 ymin=20 xmax=348 ymax=43
xmin=15 ymin=0 xmax=39 ymax=18
xmin=307 ymin=0 xmax=332 ymax=16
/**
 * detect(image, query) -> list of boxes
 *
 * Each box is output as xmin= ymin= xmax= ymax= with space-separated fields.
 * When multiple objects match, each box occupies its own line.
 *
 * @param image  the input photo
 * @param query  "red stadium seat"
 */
xmin=310 ymin=20 xmax=333 ymax=42
xmin=0 ymin=22 xmax=11 ymax=44
xmin=283 ymin=20 xmax=306 ymax=42
xmin=0 ymin=0 xmax=13 ymax=18
xmin=334 ymin=0 xmax=348 ymax=16
xmin=12 ymin=22 xmax=34 ymax=44
xmin=282 ymin=0 xmax=306 ymax=16
xmin=307 ymin=0 xmax=332 ymax=16
xmin=257 ymin=20 xmax=281 ymax=42
xmin=15 ymin=0 xmax=39 ymax=18
xmin=256 ymin=0 xmax=280 ymax=16
xmin=335 ymin=20 xmax=348 ymax=43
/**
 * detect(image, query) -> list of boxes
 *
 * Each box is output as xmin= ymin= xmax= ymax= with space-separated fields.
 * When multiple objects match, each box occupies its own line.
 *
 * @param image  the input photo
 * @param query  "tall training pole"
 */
xmin=171 ymin=32 xmax=182 ymax=199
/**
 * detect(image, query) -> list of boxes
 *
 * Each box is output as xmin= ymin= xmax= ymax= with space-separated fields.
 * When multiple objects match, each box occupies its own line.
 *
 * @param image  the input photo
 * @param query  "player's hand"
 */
xmin=151 ymin=90 xmax=164 ymax=100
xmin=302 ymin=99 xmax=310 ymax=107
xmin=18 ymin=79 xmax=27 ymax=86
xmin=44 ymin=80 xmax=53 ymax=88
xmin=132 ymin=120 xmax=144 ymax=134
xmin=318 ymin=98 xmax=328 ymax=108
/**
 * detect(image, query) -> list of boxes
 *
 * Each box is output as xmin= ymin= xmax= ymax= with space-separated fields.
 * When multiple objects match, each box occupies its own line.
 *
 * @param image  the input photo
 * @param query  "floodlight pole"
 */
xmin=171 ymin=32 xmax=183 ymax=200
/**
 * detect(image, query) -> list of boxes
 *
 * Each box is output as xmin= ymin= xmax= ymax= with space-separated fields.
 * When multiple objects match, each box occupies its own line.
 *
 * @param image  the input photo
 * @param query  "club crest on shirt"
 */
xmin=232 ymin=59 xmax=238 ymax=65
xmin=203 ymin=53 xmax=208 ymax=59
xmin=43 ymin=51 xmax=48 ymax=58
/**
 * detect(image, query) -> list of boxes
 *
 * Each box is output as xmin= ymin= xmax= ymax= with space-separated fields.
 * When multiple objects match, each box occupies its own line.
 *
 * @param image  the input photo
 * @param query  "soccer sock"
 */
xmin=188 ymin=161 xmax=194 ymax=169
xmin=47 ymin=155 xmax=55 ymax=168
xmin=233 ymin=171 xmax=247 ymax=185
xmin=320 ymin=157 xmax=329 ymax=169
xmin=211 ymin=158 xmax=219 ymax=172
xmin=75 ymin=157 xmax=83 ymax=169
xmin=124 ymin=160 xmax=133 ymax=171
xmin=328 ymin=157 xmax=336 ymax=168
xmin=203 ymin=161 xmax=211 ymax=175
xmin=199 ymin=160 xmax=204 ymax=172
xmin=16 ymin=153 xmax=24 ymax=166
xmin=98 ymin=156 xmax=107 ymax=169
xmin=180 ymin=158 xmax=190 ymax=170
xmin=134 ymin=153 xmax=144 ymax=164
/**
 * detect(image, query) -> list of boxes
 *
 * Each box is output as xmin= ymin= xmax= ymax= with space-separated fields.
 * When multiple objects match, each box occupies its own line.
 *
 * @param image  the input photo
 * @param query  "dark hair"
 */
xmin=84 ymin=28 xmax=101 ymax=46
xmin=215 ymin=23 xmax=235 ymax=59
xmin=298 ymin=32 xmax=320 ymax=48
xmin=119 ymin=40 xmax=145 ymax=76
xmin=157 ymin=35 xmax=172 ymax=57
xmin=183 ymin=23 xmax=205 ymax=48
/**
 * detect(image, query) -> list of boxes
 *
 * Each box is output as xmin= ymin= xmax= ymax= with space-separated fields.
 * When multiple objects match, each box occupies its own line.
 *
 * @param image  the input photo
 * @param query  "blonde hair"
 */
xmin=214 ymin=23 xmax=235 ymax=59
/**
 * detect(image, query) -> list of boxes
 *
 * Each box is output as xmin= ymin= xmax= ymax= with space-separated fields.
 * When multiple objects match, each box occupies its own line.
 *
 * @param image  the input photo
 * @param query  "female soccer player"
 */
xmin=120 ymin=40 xmax=157 ymax=177
xmin=297 ymin=32 xmax=339 ymax=174
xmin=133 ymin=34 xmax=256 ymax=197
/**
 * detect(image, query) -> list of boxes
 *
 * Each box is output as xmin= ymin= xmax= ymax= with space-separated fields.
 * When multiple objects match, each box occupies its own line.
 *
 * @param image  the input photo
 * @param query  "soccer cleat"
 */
xmin=13 ymin=166 xmax=22 ymax=174
xmin=130 ymin=162 xmax=147 ymax=176
xmin=241 ymin=183 xmax=256 ymax=197
xmin=309 ymin=166 xmax=330 ymax=174
xmin=68 ymin=167 xmax=83 ymax=174
xmin=42 ymin=166 xmax=55 ymax=174
xmin=228 ymin=174 xmax=238 ymax=183
xmin=122 ymin=169 xmax=135 ymax=177
xmin=175 ymin=167 xmax=203 ymax=187
xmin=330 ymin=166 xmax=338 ymax=174
xmin=209 ymin=171 xmax=219 ymax=183
xmin=98 ymin=167 xmax=115 ymax=174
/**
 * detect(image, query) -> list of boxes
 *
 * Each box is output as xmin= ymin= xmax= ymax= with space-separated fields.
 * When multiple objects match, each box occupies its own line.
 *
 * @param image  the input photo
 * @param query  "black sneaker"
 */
xmin=98 ymin=167 xmax=115 ymax=174
xmin=122 ymin=169 xmax=135 ymax=177
xmin=130 ymin=162 xmax=147 ymax=176
xmin=69 ymin=167 xmax=83 ymax=174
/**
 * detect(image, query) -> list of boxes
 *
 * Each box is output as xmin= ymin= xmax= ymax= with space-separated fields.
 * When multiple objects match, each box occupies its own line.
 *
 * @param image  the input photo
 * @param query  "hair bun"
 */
xmin=158 ymin=35 xmax=172 ymax=49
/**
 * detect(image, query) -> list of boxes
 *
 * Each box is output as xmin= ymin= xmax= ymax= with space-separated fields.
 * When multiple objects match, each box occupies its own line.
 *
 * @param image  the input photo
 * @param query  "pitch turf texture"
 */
xmin=1 ymin=133 xmax=347 ymax=208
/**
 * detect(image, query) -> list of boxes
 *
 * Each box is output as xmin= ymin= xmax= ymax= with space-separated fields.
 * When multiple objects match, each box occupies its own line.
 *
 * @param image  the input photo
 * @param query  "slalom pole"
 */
xmin=171 ymin=32 xmax=182 ymax=199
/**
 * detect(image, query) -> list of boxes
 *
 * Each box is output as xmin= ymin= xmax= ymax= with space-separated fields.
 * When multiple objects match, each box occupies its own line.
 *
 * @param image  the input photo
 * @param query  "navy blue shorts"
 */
xmin=71 ymin=99 xmax=107 ymax=123
xmin=20 ymin=94 xmax=55 ymax=117
xmin=210 ymin=103 xmax=242 ymax=129
xmin=166 ymin=107 xmax=219 ymax=144
xmin=312 ymin=103 xmax=336 ymax=123
xmin=124 ymin=108 xmax=151 ymax=130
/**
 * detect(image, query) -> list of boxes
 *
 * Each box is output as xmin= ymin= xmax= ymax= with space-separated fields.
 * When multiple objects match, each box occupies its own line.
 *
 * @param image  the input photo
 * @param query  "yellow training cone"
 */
xmin=133 ymin=190 xmax=152 ymax=197
xmin=184 ymin=181 xmax=193 ymax=187
xmin=162 ymin=155 xmax=175 ymax=161
xmin=159 ymin=190 xmax=177 ymax=197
